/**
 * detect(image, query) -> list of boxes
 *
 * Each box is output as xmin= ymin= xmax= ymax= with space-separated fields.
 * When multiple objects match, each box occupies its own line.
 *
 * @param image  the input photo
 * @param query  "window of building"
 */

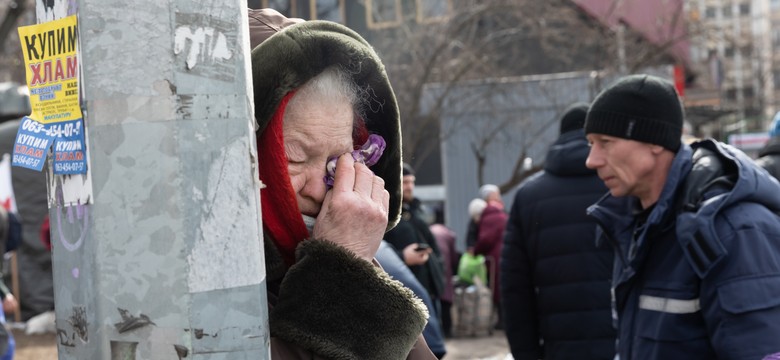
xmin=309 ymin=0 xmax=345 ymax=22
xmin=774 ymin=70 xmax=780 ymax=88
xmin=248 ymin=0 xmax=262 ymax=9
xmin=740 ymin=45 xmax=752 ymax=57
xmin=366 ymin=0 xmax=402 ymax=29
xmin=262 ymin=0 xmax=296 ymax=17
xmin=739 ymin=3 xmax=750 ymax=15
xmin=726 ymin=88 xmax=737 ymax=100
xmin=416 ymin=0 xmax=451 ymax=23
xmin=705 ymin=6 xmax=716 ymax=18
xmin=725 ymin=46 xmax=735 ymax=57
xmin=722 ymin=5 xmax=732 ymax=17
xmin=743 ymin=87 xmax=754 ymax=99
xmin=773 ymin=27 xmax=780 ymax=47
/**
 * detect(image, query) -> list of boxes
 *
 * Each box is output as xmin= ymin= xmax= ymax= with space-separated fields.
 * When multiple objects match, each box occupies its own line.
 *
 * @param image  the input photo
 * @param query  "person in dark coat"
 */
xmin=376 ymin=240 xmax=447 ymax=358
xmin=500 ymin=102 xmax=615 ymax=360
xmin=384 ymin=164 xmax=446 ymax=321
xmin=585 ymin=74 xmax=780 ymax=359
xmin=755 ymin=112 xmax=780 ymax=181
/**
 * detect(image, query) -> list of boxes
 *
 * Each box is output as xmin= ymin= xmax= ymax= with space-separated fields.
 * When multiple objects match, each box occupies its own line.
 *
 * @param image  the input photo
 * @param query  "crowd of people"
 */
xmin=3 ymin=6 xmax=780 ymax=360
xmin=501 ymin=74 xmax=780 ymax=360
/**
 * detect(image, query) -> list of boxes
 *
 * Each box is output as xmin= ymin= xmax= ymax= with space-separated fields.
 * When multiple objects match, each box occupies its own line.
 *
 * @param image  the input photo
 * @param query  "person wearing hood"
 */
xmin=500 ymin=102 xmax=614 ymax=360
xmin=248 ymin=8 xmax=435 ymax=359
xmin=755 ymin=112 xmax=780 ymax=181
xmin=585 ymin=74 xmax=780 ymax=359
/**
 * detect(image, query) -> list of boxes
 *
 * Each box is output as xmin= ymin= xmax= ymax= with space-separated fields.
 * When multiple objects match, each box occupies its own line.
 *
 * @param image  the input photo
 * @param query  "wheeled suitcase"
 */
xmin=452 ymin=256 xmax=495 ymax=337
xmin=452 ymin=281 xmax=493 ymax=337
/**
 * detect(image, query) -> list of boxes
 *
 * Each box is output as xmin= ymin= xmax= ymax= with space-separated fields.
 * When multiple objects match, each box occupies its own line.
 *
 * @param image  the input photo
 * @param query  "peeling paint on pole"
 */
xmin=187 ymin=136 xmax=265 ymax=293
xmin=46 ymin=2 xmax=269 ymax=359
xmin=174 ymin=14 xmax=235 ymax=72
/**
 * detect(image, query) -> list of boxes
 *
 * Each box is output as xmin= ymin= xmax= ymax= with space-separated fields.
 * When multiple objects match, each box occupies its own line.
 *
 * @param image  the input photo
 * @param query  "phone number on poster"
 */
xmin=54 ymin=162 xmax=85 ymax=173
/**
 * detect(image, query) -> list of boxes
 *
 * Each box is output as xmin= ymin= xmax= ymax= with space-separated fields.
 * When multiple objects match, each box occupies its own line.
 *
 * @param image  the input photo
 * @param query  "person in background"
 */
xmin=585 ymin=74 xmax=780 ymax=358
xmin=384 ymin=164 xmax=446 ymax=326
xmin=755 ymin=111 xmax=780 ymax=181
xmin=428 ymin=207 xmax=459 ymax=339
xmin=464 ymin=198 xmax=485 ymax=252
xmin=376 ymin=241 xmax=447 ymax=358
xmin=0 ymin=206 xmax=20 ymax=360
xmin=465 ymin=185 xmax=502 ymax=251
xmin=473 ymin=186 xmax=507 ymax=330
xmin=479 ymin=184 xmax=503 ymax=209
xmin=249 ymin=9 xmax=435 ymax=358
xmin=501 ymin=102 xmax=614 ymax=359
xmin=0 ymin=83 xmax=51 ymax=323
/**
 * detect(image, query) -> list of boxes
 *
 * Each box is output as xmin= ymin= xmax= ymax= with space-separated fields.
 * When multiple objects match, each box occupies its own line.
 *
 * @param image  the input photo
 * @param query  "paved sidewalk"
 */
xmin=444 ymin=329 xmax=513 ymax=360
xmin=13 ymin=326 xmax=515 ymax=359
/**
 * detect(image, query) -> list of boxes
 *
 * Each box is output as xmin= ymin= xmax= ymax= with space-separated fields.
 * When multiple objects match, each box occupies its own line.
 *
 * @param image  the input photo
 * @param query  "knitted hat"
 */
xmin=402 ymin=163 xmax=415 ymax=176
xmin=559 ymin=102 xmax=589 ymax=134
xmin=584 ymin=74 xmax=684 ymax=152
xmin=468 ymin=198 xmax=487 ymax=222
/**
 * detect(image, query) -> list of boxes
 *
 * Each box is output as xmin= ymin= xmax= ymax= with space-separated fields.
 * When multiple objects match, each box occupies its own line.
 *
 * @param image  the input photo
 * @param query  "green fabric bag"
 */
xmin=457 ymin=253 xmax=488 ymax=285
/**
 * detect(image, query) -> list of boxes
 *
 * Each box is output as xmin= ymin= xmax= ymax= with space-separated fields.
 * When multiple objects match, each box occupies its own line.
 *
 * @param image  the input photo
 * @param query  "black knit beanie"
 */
xmin=584 ymin=74 xmax=683 ymax=152
xmin=559 ymin=102 xmax=589 ymax=134
xmin=402 ymin=163 xmax=415 ymax=176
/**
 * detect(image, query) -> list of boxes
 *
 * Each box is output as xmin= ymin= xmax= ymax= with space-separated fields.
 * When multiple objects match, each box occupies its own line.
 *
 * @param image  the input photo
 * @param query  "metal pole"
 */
xmin=38 ymin=1 xmax=269 ymax=358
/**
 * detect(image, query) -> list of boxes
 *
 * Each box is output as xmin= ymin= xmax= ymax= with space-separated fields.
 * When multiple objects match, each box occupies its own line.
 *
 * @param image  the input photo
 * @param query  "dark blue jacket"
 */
xmin=376 ymin=241 xmax=446 ymax=358
xmin=501 ymin=129 xmax=615 ymax=360
xmin=589 ymin=139 xmax=780 ymax=359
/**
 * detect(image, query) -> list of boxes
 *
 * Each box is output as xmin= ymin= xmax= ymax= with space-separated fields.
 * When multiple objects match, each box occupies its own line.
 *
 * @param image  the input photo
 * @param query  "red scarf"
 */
xmin=257 ymin=91 xmax=309 ymax=266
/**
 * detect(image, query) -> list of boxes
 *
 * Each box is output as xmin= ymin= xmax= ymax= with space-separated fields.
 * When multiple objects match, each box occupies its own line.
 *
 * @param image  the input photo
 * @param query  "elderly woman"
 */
xmin=247 ymin=9 xmax=436 ymax=359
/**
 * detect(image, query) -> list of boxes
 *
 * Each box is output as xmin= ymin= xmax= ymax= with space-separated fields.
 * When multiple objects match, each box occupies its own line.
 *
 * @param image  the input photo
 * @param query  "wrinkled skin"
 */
xmin=283 ymin=90 xmax=389 ymax=262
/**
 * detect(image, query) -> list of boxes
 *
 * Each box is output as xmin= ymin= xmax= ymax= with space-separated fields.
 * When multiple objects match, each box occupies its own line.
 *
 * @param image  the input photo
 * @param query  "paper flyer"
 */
xmin=15 ymin=15 xmax=87 ymax=174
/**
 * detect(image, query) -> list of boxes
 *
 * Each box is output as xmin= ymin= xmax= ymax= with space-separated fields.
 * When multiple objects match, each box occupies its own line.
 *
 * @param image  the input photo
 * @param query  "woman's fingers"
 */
xmin=352 ymin=161 xmax=374 ymax=197
xmin=371 ymin=175 xmax=389 ymax=215
xmin=331 ymin=153 xmax=356 ymax=193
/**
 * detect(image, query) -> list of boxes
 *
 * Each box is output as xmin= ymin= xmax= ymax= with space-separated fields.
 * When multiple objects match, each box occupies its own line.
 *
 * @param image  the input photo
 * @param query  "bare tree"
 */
xmin=371 ymin=0 xmax=687 ymax=191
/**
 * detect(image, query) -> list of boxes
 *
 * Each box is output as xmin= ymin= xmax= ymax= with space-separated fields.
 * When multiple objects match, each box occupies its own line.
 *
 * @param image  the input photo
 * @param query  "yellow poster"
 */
xmin=17 ymin=15 xmax=81 ymax=124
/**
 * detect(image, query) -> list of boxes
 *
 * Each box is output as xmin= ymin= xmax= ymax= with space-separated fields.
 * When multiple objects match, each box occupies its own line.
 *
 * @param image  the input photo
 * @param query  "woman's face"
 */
xmin=283 ymin=92 xmax=354 ymax=218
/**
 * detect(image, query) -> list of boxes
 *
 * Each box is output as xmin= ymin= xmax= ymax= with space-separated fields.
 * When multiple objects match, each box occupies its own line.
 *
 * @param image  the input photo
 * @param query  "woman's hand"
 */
xmin=313 ymin=153 xmax=389 ymax=261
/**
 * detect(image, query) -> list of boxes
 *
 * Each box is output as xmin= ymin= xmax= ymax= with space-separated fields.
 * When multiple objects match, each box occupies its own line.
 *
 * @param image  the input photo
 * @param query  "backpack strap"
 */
xmin=676 ymin=143 xmax=733 ymax=278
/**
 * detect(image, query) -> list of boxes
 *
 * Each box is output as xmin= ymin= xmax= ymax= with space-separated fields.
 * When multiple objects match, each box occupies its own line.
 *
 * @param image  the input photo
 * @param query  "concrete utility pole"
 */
xmin=40 ymin=1 xmax=269 ymax=359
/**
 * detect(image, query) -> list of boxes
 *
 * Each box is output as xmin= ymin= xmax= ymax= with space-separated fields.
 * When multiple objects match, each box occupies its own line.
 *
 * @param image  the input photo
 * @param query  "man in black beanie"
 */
xmin=585 ymin=74 xmax=780 ymax=359
xmin=501 ymin=102 xmax=615 ymax=360
xmin=384 ymin=162 xmax=447 ymax=357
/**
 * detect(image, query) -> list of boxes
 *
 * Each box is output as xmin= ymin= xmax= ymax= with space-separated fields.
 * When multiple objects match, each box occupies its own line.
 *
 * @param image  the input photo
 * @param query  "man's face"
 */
xmin=585 ymin=134 xmax=662 ymax=202
xmin=402 ymin=175 xmax=415 ymax=203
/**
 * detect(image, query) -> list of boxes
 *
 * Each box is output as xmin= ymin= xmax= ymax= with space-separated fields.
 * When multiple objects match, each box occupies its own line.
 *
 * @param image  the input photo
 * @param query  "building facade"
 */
xmin=685 ymin=0 xmax=777 ymax=137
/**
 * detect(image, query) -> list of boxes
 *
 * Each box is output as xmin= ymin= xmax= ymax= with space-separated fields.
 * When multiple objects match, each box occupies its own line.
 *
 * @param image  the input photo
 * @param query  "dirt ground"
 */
xmin=12 ymin=329 xmax=58 ymax=360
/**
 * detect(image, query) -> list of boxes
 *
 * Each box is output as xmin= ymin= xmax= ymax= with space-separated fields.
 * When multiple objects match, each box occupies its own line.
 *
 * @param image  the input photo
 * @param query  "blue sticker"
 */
xmin=12 ymin=117 xmax=55 ymax=171
xmin=51 ymin=119 xmax=87 ymax=175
